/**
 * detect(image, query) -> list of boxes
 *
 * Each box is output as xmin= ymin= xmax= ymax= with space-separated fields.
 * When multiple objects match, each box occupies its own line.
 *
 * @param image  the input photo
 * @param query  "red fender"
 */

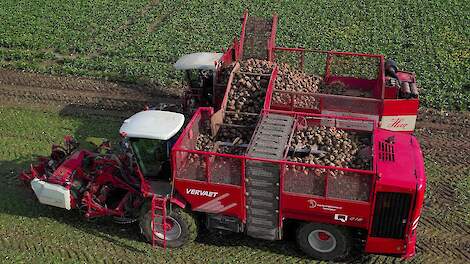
xmin=170 ymin=194 xmax=187 ymax=209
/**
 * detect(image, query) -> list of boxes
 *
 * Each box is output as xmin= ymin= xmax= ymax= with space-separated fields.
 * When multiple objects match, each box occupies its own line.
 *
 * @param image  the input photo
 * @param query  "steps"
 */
xmin=245 ymin=114 xmax=294 ymax=240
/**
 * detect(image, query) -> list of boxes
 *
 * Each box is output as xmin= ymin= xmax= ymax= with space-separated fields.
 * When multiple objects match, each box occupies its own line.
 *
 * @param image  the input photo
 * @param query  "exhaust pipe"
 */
xmin=410 ymin=82 xmax=419 ymax=98
xmin=401 ymin=82 xmax=411 ymax=99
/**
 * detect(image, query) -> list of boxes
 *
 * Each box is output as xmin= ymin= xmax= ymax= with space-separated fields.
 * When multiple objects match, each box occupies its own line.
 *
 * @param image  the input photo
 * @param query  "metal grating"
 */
xmin=247 ymin=114 xmax=294 ymax=160
xmin=378 ymin=141 xmax=395 ymax=161
xmin=371 ymin=192 xmax=411 ymax=239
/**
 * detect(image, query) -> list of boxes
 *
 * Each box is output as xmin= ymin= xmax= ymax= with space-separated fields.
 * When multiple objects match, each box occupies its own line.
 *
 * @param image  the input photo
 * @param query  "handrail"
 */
xmin=238 ymin=10 xmax=249 ymax=59
xmin=173 ymin=148 xmax=375 ymax=175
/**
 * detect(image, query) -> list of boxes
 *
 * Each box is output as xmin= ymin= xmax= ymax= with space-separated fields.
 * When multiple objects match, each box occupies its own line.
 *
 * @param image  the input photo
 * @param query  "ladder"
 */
xmin=151 ymin=196 xmax=168 ymax=249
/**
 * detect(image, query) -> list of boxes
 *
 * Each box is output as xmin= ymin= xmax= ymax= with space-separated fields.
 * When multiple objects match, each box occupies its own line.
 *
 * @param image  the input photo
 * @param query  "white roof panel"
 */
xmin=174 ymin=52 xmax=223 ymax=70
xmin=119 ymin=111 xmax=185 ymax=140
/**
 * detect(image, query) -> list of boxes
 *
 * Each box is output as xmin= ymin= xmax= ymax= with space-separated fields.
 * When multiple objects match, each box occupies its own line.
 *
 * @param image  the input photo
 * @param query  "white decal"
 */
xmin=193 ymin=193 xmax=237 ymax=214
xmin=412 ymin=216 xmax=420 ymax=230
xmin=380 ymin=115 xmax=417 ymax=131
xmin=349 ymin=216 xmax=364 ymax=222
xmin=334 ymin=214 xmax=348 ymax=223
xmin=307 ymin=199 xmax=342 ymax=211
xmin=186 ymin=188 xmax=218 ymax=198
xmin=308 ymin=199 xmax=317 ymax=208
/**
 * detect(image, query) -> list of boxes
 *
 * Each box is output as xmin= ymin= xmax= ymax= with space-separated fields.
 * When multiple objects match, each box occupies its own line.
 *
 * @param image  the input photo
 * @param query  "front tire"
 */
xmin=140 ymin=207 xmax=198 ymax=248
xmin=296 ymin=222 xmax=351 ymax=261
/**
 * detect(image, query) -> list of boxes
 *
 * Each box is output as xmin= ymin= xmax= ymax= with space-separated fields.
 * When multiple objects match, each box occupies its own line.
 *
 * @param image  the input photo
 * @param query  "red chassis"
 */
xmin=172 ymin=107 xmax=426 ymax=259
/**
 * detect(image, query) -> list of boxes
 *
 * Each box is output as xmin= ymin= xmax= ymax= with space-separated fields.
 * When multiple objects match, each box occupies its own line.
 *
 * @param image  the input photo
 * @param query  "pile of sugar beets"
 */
xmin=190 ymin=59 xmax=372 ymax=197
xmin=195 ymin=59 xmax=275 ymax=154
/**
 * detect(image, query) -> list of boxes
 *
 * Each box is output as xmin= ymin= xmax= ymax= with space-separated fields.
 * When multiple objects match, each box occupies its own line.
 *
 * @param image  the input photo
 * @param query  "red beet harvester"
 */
xmin=19 ymin=11 xmax=426 ymax=261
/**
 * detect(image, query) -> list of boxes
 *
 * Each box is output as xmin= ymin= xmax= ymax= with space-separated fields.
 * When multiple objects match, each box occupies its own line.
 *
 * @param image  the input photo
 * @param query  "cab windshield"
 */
xmin=129 ymin=138 xmax=168 ymax=178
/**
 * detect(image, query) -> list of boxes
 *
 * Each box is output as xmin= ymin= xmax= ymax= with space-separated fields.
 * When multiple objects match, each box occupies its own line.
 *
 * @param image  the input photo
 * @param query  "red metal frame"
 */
xmin=151 ymin=196 xmax=168 ymax=250
xmin=269 ymin=47 xmax=419 ymax=133
xmin=238 ymin=10 xmax=249 ymax=59
xmin=172 ymin=108 xmax=377 ymax=220
xmin=171 ymin=106 xmax=425 ymax=258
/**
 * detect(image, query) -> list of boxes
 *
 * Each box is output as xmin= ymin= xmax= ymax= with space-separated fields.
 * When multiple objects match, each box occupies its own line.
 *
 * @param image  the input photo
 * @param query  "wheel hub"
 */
xmin=153 ymin=215 xmax=182 ymax=241
xmin=308 ymin=229 xmax=337 ymax=253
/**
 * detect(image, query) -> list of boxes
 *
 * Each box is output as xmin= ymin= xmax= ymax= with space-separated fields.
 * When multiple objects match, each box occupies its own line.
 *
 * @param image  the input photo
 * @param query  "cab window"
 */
xmin=130 ymin=138 xmax=167 ymax=178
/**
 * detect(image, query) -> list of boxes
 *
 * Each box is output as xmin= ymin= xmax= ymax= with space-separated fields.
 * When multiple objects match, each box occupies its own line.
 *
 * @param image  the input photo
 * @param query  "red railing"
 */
xmin=238 ymin=10 xmax=249 ymax=59
xmin=267 ymin=14 xmax=278 ymax=61
xmin=172 ymin=108 xmax=377 ymax=205
xmin=272 ymin=47 xmax=386 ymax=99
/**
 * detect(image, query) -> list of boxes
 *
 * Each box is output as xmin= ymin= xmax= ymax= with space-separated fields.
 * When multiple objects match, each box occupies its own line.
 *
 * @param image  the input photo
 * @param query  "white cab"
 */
xmin=174 ymin=52 xmax=223 ymax=70
xmin=119 ymin=110 xmax=185 ymax=140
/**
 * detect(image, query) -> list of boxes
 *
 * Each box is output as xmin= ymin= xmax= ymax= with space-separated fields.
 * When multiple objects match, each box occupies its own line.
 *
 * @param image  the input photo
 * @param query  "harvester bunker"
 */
xmin=177 ymin=59 xmax=374 ymax=202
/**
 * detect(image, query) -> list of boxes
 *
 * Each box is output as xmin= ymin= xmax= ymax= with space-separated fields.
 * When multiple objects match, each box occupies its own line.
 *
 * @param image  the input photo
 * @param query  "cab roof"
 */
xmin=119 ymin=110 xmax=185 ymax=140
xmin=174 ymin=52 xmax=223 ymax=70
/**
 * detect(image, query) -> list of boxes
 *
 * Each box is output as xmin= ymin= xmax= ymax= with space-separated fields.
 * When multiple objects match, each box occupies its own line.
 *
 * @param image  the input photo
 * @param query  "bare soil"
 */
xmin=0 ymin=69 xmax=182 ymax=118
xmin=0 ymin=69 xmax=468 ymax=263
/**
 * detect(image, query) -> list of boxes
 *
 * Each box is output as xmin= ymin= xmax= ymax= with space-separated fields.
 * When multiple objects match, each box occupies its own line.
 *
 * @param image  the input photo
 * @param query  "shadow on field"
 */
xmin=0 ymin=156 xmax=148 ymax=254
xmin=195 ymin=230 xmax=371 ymax=263
xmin=0 ymin=106 xmax=149 ymax=254
xmin=0 ymin=105 xmax=371 ymax=263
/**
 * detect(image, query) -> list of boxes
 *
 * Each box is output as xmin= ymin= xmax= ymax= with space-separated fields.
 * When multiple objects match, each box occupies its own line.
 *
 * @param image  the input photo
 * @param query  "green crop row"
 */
xmin=0 ymin=0 xmax=469 ymax=110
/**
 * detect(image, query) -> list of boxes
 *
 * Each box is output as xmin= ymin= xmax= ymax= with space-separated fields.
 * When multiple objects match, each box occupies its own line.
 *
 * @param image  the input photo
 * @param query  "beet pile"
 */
xmin=276 ymin=63 xmax=322 ymax=93
xmin=226 ymin=59 xmax=274 ymax=123
xmin=272 ymin=63 xmax=322 ymax=109
xmin=191 ymin=59 xmax=275 ymax=155
xmin=284 ymin=125 xmax=372 ymax=201
xmin=288 ymin=125 xmax=371 ymax=169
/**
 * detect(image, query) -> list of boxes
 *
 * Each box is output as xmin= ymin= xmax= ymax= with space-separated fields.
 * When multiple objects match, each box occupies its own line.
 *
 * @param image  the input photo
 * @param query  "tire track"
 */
xmin=0 ymin=84 xmax=181 ymax=114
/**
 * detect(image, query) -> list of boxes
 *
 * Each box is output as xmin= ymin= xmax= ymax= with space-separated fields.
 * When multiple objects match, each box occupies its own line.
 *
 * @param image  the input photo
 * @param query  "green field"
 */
xmin=0 ymin=0 xmax=469 ymax=110
xmin=1 ymin=1 xmax=469 ymax=263
xmin=0 ymin=106 xmax=469 ymax=263
xmin=0 ymin=106 xmax=468 ymax=263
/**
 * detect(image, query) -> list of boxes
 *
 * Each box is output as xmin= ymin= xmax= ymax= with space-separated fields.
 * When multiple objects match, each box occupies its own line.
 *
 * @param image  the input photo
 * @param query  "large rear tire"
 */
xmin=296 ymin=222 xmax=351 ymax=261
xmin=139 ymin=206 xmax=198 ymax=248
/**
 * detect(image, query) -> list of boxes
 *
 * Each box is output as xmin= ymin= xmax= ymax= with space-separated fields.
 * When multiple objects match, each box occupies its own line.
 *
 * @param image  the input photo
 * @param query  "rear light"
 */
xmin=371 ymin=192 xmax=411 ymax=239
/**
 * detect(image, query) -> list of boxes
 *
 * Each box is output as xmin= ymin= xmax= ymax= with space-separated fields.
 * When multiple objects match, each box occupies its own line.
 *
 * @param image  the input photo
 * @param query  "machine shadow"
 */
xmin=195 ymin=231 xmax=371 ymax=263
xmin=0 ymin=155 xmax=148 ymax=254
xmin=0 ymin=105 xmax=371 ymax=262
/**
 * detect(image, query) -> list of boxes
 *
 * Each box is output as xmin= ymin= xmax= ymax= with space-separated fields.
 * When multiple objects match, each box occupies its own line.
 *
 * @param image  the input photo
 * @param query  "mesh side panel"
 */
xmin=327 ymin=170 xmax=371 ymax=201
xmin=175 ymin=150 xmax=188 ymax=173
xmin=270 ymin=90 xmax=320 ymax=112
xmin=210 ymin=156 xmax=242 ymax=186
xmin=270 ymin=90 xmax=293 ymax=109
xmin=178 ymin=153 xmax=206 ymax=181
xmin=274 ymin=50 xmax=303 ymax=71
xmin=269 ymin=89 xmax=381 ymax=117
xmin=303 ymin=52 xmax=327 ymax=76
xmin=273 ymin=49 xmax=327 ymax=76
xmin=320 ymin=94 xmax=381 ymax=115
xmin=284 ymin=165 xmax=325 ymax=196
xmin=242 ymin=17 xmax=272 ymax=59
xmin=178 ymin=116 xmax=200 ymax=150
xmin=175 ymin=109 xmax=214 ymax=182
xmin=329 ymin=54 xmax=380 ymax=80
xmin=293 ymin=93 xmax=320 ymax=110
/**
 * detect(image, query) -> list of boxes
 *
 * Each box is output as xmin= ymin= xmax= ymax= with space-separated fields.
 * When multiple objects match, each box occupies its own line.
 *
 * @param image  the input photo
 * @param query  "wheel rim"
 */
xmin=153 ymin=215 xmax=182 ymax=241
xmin=307 ymin=230 xmax=337 ymax=253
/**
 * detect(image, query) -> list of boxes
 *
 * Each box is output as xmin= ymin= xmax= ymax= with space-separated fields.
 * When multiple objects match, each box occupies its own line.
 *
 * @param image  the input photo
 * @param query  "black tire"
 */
xmin=139 ymin=206 xmax=198 ymax=248
xmin=296 ymin=222 xmax=351 ymax=261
